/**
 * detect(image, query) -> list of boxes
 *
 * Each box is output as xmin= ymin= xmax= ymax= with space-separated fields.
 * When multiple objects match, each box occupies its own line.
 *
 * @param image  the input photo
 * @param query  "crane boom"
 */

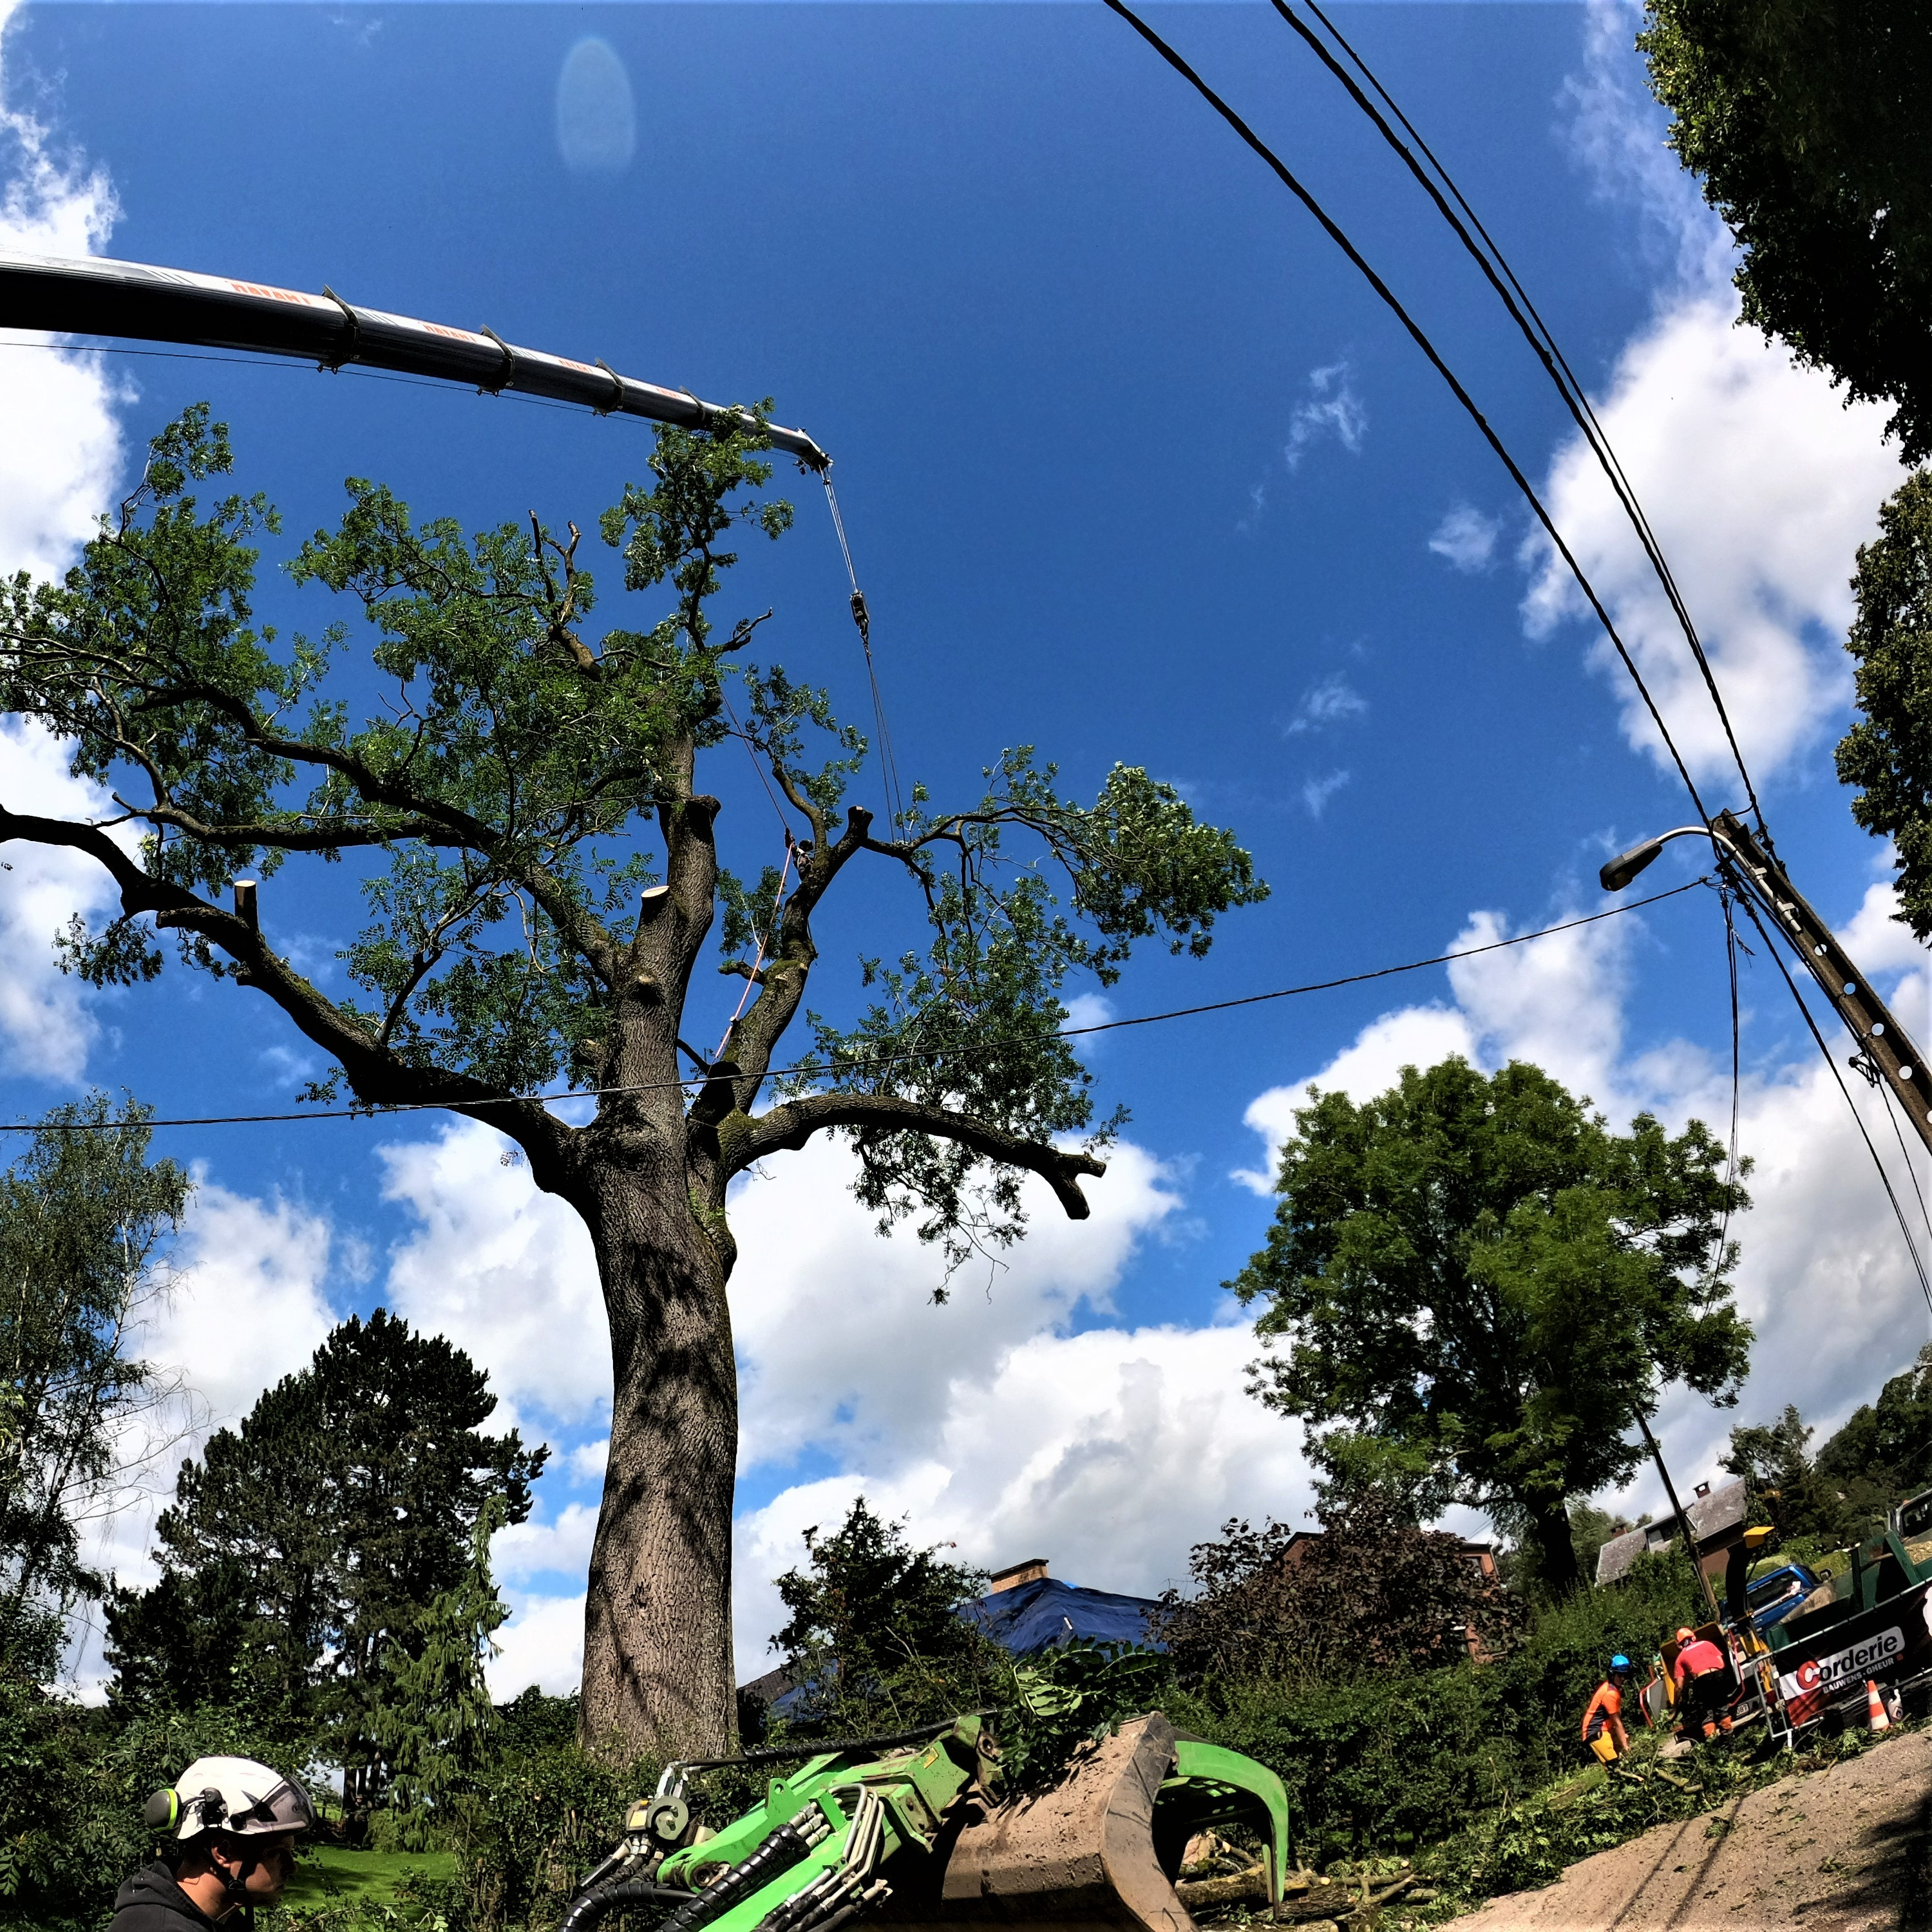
xmin=0 ymin=249 xmax=829 ymax=469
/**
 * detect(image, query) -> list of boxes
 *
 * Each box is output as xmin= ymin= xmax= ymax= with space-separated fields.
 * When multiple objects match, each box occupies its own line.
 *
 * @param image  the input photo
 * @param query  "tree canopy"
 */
xmin=1231 ymin=1057 xmax=1752 ymax=1593
xmin=763 ymin=1496 xmax=996 ymax=1736
xmin=106 ymin=1309 xmax=542 ymax=1808
xmin=1 ymin=404 xmax=1264 ymax=1755
xmin=1833 ymin=474 xmax=1932 ymax=935
xmin=0 ymin=1094 xmax=187 ymax=1679
xmin=1152 ymin=1490 xmax=1519 ymax=1685
xmin=1640 ymin=0 xmax=1932 ymax=462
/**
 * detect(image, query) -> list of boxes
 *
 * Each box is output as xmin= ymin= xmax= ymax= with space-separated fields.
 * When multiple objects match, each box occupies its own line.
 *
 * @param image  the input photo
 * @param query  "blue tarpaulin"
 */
xmin=963 ymin=1577 xmax=1164 ymax=1656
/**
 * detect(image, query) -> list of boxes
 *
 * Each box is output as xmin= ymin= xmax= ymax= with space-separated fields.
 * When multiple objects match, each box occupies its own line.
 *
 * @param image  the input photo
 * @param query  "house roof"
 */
xmin=1594 ymin=1477 xmax=1748 ymax=1586
xmin=961 ymin=1575 xmax=1163 ymax=1655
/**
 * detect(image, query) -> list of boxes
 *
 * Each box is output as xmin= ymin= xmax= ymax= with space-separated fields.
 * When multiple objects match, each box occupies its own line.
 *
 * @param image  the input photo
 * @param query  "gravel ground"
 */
xmin=1449 ymin=1728 xmax=1932 ymax=1930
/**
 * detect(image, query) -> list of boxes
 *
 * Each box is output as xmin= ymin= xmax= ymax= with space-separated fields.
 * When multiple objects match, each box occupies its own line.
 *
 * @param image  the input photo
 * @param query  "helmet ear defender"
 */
xmin=141 ymin=1786 xmax=229 ymax=1833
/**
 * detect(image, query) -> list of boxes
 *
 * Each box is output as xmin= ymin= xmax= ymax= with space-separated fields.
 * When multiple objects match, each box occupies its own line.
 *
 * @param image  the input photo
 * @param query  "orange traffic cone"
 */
xmin=1867 ymin=1679 xmax=1891 ymax=1732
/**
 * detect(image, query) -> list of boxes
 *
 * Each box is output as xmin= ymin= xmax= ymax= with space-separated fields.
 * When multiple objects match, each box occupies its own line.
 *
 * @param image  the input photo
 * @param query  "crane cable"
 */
xmin=821 ymin=473 xmax=908 ymax=837
xmin=1273 ymin=0 xmax=1770 ymax=849
xmin=1099 ymin=0 xmax=1712 ymax=829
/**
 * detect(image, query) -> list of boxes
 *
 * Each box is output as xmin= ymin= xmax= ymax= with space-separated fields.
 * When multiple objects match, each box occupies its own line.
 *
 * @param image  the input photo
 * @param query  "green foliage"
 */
xmin=0 ymin=1685 xmax=321 ymax=1932
xmin=1168 ymin=1546 xmax=1704 ymax=1870
xmin=1232 ymin=1057 xmax=1752 ymax=1593
xmin=993 ymin=1638 xmax=1170 ymax=1791
xmin=1152 ymin=1488 xmax=1519 ymax=1686
xmin=370 ymin=1502 xmax=511 ymax=1843
xmin=1835 ymin=474 xmax=1932 ymax=937
xmin=2 ymin=405 xmax=1264 ymax=1266
xmin=106 ymin=1311 xmax=543 ymax=1810
xmin=767 ymin=1497 xmax=1001 ymax=1734
xmin=431 ymin=1713 xmax=655 ymax=1932
xmin=1724 ymin=1345 xmax=1932 ymax=1552
xmin=1639 ymin=1 xmax=1932 ymax=462
xmin=0 ymin=1095 xmax=188 ymax=1665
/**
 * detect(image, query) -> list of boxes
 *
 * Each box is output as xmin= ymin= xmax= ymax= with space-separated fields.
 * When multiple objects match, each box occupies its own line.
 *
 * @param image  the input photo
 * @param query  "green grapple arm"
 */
xmin=558 ymin=1713 xmax=1290 ymax=1932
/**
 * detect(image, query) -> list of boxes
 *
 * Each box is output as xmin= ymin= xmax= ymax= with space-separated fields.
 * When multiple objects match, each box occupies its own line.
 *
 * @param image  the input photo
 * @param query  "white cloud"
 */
xmin=1428 ymin=504 xmax=1500 ymax=575
xmin=488 ymin=1590 xmax=586 ymax=1701
xmin=1286 ymin=674 xmax=1367 ymax=736
xmin=378 ymin=1119 xmax=607 ymax=1431
xmin=730 ymin=1134 xmax=1181 ymax=1472
xmin=1285 ymin=360 xmax=1366 ymax=472
xmin=1300 ymin=770 xmax=1350 ymax=820
xmin=1562 ymin=0 xmax=1736 ymax=297
xmin=1522 ymin=293 xmax=1904 ymax=787
xmin=1525 ymin=5 xmax=1907 ymax=790
xmin=732 ymin=1322 xmax=1311 ymax=1678
xmin=68 ymin=1180 xmax=338 ymax=1696
xmin=0 ymin=719 xmax=126 ymax=1081
xmin=1231 ymin=870 xmax=1932 ymax=1544
xmin=493 ymin=1500 xmax=599 ymax=1586
xmin=0 ymin=1 xmax=125 ymax=580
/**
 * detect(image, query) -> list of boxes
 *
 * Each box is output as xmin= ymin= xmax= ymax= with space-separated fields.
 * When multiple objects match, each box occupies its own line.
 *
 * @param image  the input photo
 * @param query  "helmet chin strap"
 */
xmin=217 ymin=1844 xmax=260 ymax=1922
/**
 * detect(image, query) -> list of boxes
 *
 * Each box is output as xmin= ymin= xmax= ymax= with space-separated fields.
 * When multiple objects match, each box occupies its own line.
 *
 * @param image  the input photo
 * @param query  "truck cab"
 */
xmin=1745 ymin=1562 xmax=1820 ymax=1634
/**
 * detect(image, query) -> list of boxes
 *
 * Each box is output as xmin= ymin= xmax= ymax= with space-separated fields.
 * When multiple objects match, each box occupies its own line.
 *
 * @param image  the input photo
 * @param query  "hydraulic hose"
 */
xmin=558 ymin=1822 xmax=813 ymax=1932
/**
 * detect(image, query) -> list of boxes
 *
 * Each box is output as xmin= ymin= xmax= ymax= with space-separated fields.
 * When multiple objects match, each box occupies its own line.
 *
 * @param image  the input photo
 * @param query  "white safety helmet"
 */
xmin=143 ymin=1756 xmax=317 ymax=1841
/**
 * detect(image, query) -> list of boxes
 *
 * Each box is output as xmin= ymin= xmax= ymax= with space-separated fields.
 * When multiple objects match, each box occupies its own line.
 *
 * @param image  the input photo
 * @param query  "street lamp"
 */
xmin=1598 ymin=825 xmax=1712 ymax=894
xmin=1604 ymin=810 xmax=1932 ymax=1157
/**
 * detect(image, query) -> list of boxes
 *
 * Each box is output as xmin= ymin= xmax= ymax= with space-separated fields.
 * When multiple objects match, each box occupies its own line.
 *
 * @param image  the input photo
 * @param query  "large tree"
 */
xmin=1833 ymin=473 xmax=1932 ymax=933
xmin=0 ymin=1093 xmax=188 ymax=1676
xmin=1640 ymin=0 xmax=1932 ymax=463
xmin=106 ymin=1309 xmax=542 ymax=1807
xmin=1231 ymin=1057 xmax=1752 ymax=1594
xmin=3 ymin=406 xmax=1264 ymax=1756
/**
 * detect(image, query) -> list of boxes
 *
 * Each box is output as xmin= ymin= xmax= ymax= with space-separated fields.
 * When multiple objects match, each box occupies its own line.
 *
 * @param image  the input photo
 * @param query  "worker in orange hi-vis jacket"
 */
xmin=1672 ymin=1627 xmax=1735 ymax=1740
xmin=1582 ymin=1655 xmax=1634 ymax=1763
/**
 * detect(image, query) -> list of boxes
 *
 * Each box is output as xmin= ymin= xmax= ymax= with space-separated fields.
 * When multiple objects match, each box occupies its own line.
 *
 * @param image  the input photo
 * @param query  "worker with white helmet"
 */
xmin=109 ymin=1755 xmax=317 ymax=1928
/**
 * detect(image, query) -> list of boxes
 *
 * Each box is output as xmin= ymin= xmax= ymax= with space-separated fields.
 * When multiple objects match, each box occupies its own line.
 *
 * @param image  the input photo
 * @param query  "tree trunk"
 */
xmin=576 ymin=1156 xmax=741 ymax=1763
xmin=1530 ymin=1499 xmax=1584 ymax=1596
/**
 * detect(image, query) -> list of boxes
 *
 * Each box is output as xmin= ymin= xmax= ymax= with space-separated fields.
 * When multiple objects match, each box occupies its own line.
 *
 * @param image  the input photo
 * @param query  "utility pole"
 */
xmin=1634 ymin=1409 xmax=1723 ymax=1622
xmin=1602 ymin=812 xmax=1932 ymax=1157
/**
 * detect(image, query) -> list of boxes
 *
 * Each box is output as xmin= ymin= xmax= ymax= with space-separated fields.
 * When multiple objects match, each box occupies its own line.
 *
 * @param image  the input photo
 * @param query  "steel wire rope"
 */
xmin=1100 ymin=0 xmax=1713 ymax=829
xmin=1274 ymin=0 xmax=1768 ymax=843
xmin=1727 ymin=880 xmax=1932 ymax=1316
xmin=0 ymin=876 xmax=1704 ymax=1132
xmin=821 ymin=473 xmax=908 ymax=835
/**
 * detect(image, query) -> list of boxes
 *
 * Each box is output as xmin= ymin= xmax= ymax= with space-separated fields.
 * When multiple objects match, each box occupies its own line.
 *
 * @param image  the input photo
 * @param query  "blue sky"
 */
xmin=1 ymin=0 xmax=1926 ymax=1695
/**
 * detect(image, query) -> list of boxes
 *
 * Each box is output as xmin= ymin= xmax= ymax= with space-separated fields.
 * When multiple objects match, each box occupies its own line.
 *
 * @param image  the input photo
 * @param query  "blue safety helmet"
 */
xmin=1609 ymin=1654 xmax=1633 ymax=1673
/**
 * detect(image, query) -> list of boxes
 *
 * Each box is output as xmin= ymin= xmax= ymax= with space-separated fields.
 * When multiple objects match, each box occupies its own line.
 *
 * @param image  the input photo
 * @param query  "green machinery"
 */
xmin=558 ymin=1713 xmax=1290 ymax=1932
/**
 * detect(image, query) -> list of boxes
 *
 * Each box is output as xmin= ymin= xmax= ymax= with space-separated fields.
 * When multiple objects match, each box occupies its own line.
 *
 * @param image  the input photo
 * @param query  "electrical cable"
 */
xmin=0 ymin=875 xmax=1705 ymax=1133
xmin=1100 ymin=0 xmax=1712 ymax=829
xmin=1274 ymin=0 xmax=1768 ymax=844
xmin=1727 ymin=878 xmax=1932 ymax=1317
xmin=1877 ymin=1065 xmax=1932 ymax=1261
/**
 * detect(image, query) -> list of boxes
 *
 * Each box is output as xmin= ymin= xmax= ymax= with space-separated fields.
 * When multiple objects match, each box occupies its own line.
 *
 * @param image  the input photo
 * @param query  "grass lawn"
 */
xmin=282 ymin=1844 xmax=457 ymax=1909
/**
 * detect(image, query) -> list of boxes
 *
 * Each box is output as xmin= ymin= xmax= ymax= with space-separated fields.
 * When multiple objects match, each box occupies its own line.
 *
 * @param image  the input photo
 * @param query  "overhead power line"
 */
xmin=0 ymin=876 xmax=1705 ymax=1133
xmin=1100 ymin=0 xmax=1712 ymax=831
xmin=1273 ymin=0 xmax=1768 ymax=843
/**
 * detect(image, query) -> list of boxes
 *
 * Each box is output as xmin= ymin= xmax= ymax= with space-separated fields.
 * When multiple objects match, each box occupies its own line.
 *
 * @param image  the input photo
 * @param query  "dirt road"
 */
xmin=1450 ymin=1729 xmax=1932 ymax=1930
